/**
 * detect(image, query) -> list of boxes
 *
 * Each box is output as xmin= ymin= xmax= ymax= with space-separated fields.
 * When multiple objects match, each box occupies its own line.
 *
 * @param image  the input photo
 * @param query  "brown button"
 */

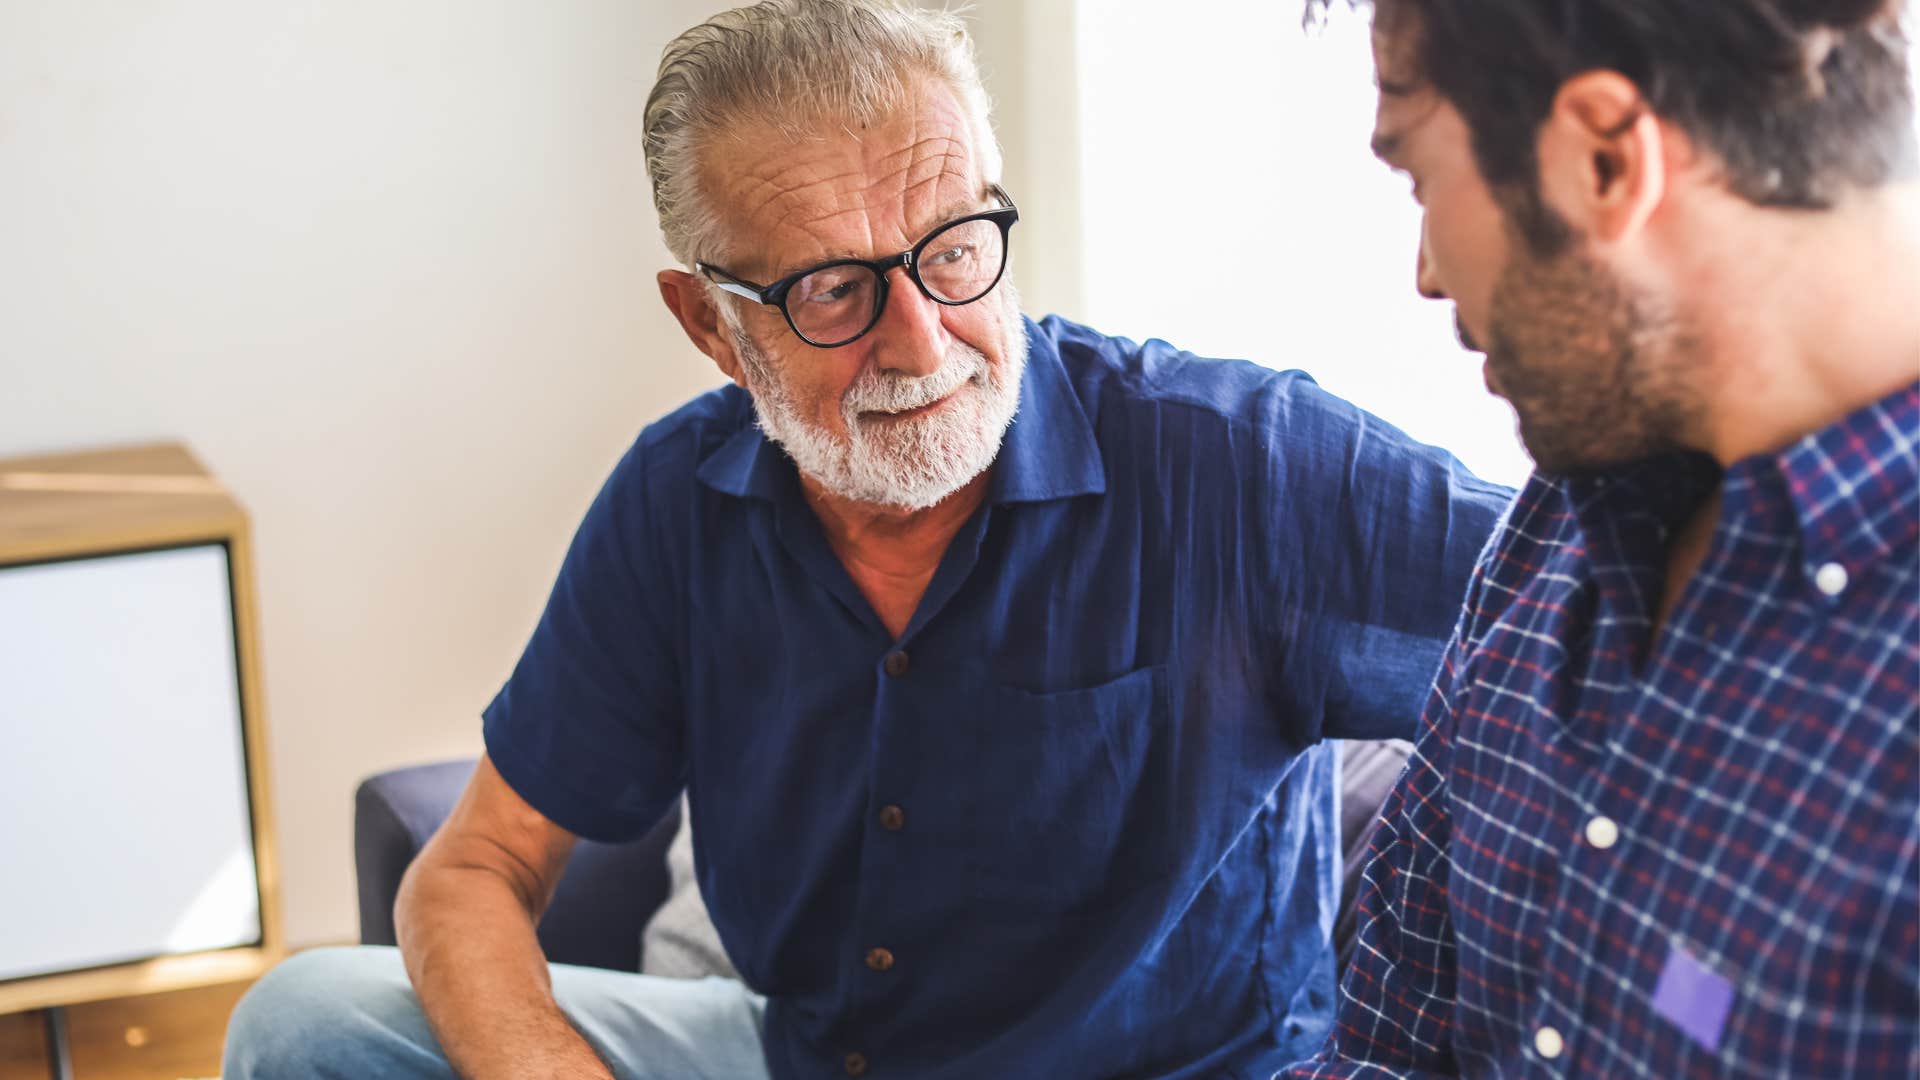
xmin=878 ymin=804 xmax=906 ymax=831
xmin=883 ymin=650 xmax=910 ymax=677
xmin=865 ymin=946 xmax=894 ymax=972
xmin=844 ymin=1051 xmax=869 ymax=1076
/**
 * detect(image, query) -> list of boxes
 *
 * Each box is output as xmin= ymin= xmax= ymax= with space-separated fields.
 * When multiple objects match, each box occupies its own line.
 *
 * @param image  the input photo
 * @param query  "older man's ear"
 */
xmin=659 ymin=269 xmax=749 ymax=388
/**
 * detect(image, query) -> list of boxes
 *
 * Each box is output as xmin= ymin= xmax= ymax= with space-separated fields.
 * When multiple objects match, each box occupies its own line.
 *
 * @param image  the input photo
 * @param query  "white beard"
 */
xmin=730 ymin=292 xmax=1027 ymax=512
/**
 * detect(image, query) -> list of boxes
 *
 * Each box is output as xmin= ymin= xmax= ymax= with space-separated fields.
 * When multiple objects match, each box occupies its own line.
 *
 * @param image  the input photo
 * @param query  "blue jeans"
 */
xmin=223 ymin=946 xmax=769 ymax=1079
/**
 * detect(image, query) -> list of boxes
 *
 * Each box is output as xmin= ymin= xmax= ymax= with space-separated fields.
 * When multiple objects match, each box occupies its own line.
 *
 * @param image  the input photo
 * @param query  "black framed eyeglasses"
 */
xmin=696 ymin=185 xmax=1019 ymax=349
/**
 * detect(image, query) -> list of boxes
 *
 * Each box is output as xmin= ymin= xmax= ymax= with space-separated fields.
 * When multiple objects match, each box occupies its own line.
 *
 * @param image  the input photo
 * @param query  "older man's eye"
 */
xmin=795 ymin=269 xmax=871 ymax=306
xmin=926 ymin=244 xmax=973 ymax=266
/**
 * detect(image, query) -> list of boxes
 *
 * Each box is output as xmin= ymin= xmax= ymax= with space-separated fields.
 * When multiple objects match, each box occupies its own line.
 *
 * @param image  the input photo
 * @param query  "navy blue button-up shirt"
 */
xmin=484 ymin=316 xmax=1511 ymax=1078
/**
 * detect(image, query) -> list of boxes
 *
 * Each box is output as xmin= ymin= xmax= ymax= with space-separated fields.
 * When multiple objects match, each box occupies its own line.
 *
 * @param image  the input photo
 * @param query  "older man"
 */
xmin=1285 ymin=1 xmax=1919 ymax=1076
xmin=224 ymin=2 xmax=1508 ymax=1077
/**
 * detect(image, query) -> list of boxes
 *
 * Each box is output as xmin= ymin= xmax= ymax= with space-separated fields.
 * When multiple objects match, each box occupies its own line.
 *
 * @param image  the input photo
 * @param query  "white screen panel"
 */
xmin=0 ymin=544 xmax=261 ymax=982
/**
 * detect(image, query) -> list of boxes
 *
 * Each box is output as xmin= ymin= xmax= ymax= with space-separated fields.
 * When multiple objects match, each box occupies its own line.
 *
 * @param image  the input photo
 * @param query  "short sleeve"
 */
xmin=482 ymin=439 xmax=686 ymax=842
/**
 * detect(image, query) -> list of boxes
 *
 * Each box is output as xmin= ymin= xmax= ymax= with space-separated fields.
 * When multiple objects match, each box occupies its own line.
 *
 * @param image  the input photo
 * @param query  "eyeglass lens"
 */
xmin=786 ymin=216 xmax=1006 ymax=345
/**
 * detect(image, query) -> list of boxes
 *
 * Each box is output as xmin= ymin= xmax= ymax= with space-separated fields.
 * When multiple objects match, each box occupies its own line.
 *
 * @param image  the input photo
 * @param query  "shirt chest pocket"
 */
xmin=960 ymin=664 xmax=1175 ymax=913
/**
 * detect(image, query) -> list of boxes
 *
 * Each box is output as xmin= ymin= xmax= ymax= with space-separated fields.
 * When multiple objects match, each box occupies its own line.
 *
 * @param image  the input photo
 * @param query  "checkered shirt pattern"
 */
xmin=1285 ymin=381 xmax=1920 ymax=1078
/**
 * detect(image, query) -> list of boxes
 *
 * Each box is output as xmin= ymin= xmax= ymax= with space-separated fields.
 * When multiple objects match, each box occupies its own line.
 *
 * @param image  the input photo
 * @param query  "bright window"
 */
xmin=1074 ymin=3 xmax=1533 ymax=486
xmin=1072 ymin=5 xmax=1920 ymax=489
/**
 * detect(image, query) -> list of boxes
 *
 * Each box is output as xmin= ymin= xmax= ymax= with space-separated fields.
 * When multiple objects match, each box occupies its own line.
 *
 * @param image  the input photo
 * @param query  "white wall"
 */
xmin=0 ymin=1 xmax=735 ymax=948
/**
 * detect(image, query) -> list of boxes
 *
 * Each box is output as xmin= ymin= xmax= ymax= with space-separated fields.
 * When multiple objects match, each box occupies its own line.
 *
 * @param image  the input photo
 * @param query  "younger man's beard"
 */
xmin=1485 ymin=240 xmax=1704 ymax=476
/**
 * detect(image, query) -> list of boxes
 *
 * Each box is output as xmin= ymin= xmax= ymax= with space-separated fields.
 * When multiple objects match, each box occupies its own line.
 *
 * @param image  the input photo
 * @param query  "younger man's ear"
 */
xmin=1536 ymin=70 xmax=1668 ymax=245
xmin=659 ymin=269 xmax=748 ymax=388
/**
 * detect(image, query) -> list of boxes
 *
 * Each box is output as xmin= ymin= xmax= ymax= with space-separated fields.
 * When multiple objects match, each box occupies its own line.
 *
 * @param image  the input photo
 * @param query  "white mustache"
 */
xmin=844 ymin=344 xmax=987 ymax=417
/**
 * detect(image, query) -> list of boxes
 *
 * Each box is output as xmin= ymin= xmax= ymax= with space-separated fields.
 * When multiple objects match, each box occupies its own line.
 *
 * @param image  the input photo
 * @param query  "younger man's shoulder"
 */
xmin=1452 ymin=471 xmax=1580 ymax=650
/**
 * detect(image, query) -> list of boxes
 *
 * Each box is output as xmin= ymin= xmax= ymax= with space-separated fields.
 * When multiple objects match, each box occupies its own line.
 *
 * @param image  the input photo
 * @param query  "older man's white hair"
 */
xmin=642 ymin=0 xmax=1005 ymax=269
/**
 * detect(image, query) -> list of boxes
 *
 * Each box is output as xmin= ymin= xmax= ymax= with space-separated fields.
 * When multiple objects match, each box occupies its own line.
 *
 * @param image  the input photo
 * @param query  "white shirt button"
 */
xmin=1584 ymin=815 xmax=1620 ymax=850
xmin=1815 ymin=562 xmax=1849 ymax=597
xmin=1534 ymin=1025 xmax=1565 ymax=1059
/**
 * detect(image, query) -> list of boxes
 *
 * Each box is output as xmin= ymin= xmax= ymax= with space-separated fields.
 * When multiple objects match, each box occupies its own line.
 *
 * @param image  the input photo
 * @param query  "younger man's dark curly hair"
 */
xmin=1312 ymin=1 xmax=1916 ymax=250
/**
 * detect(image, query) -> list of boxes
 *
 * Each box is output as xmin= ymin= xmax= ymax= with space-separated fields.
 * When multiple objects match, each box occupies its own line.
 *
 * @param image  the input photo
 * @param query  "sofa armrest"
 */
xmin=353 ymin=758 xmax=681 ymax=973
xmin=1333 ymin=738 xmax=1415 ymax=974
xmin=354 ymin=759 xmax=475 ymax=949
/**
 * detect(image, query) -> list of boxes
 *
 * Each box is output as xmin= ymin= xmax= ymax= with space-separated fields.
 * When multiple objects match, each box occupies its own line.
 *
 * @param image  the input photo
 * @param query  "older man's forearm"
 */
xmin=394 ymin=863 xmax=615 ymax=1080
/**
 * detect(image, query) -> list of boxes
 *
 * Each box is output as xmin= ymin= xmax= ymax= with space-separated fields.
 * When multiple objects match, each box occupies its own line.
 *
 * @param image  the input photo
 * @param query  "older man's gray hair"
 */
xmin=643 ymin=0 xmax=1004 ymax=269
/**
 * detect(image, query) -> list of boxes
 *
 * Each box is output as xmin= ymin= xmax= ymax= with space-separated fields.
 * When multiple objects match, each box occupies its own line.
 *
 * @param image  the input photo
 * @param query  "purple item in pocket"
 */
xmin=1651 ymin=939 xmax=1736 ymax=1052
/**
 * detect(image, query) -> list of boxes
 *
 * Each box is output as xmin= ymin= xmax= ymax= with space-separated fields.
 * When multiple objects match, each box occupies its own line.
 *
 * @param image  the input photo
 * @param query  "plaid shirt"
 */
xmin=1286 ymin=381 xmax=1920 ymax=1078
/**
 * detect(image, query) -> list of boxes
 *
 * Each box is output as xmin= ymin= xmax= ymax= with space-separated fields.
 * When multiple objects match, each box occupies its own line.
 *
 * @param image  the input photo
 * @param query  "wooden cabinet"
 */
xmin=0 ymin=442 xmax=285 ymax=1080
xmin=0 ymin=978 xmax=252 ymax=1080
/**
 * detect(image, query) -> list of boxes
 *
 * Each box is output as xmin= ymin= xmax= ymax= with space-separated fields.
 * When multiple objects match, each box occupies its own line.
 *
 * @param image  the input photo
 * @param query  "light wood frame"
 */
xmin=0 ymin=442 xmax=285 ymax=1014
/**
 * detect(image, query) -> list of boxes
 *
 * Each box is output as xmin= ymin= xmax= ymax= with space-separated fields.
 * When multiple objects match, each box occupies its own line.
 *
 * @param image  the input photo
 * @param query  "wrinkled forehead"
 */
xmin=700 ymin=79 xmax=986 ymax=281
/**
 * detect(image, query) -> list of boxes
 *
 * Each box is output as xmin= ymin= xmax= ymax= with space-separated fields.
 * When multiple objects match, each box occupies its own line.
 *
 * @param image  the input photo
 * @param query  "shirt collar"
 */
xmin=1558 ymin=379 xmax=1920 ymax=591
xmin=1773 ymin=378 xmax=1920 ymax=581
xmin=694 ymin=316 xmax=1106 ymax=506
xmin=987 ymin=317 xmax=1106 ymax=504
xmin=693 ymin=390 xmax=789 ymax=502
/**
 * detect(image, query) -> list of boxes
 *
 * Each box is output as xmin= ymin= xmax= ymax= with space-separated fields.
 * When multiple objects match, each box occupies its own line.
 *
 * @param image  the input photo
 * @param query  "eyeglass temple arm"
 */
xmin=711 ymin=280 xmax=762 ymax=302
xmin=695 ymin=262 xmax=769 ymax=303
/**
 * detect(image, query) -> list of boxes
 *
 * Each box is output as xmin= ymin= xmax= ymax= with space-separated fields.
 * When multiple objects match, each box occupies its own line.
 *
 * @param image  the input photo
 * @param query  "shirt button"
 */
xmin=879 ymin=804 xmax=906 ymax=831
xmin=865 ymin=946 xmax=894 ymax=972
xmin=1815 ymin=561 xmax=1849 ymax=597
xmin=1534 ymin=1025 xmax=1565 ymax=1059
xmin=883 ymin=650 xmax=910 ymax=677
xmin=844 ymin=1051 xmax=869 ymax=1076
xmin=1584 ymin=815 xmax=1620 ymax=850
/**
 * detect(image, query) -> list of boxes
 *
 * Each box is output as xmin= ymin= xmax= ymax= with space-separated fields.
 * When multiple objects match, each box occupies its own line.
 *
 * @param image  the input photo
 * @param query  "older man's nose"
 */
xmin=870 ymin=267 xmax=949 ymax=377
